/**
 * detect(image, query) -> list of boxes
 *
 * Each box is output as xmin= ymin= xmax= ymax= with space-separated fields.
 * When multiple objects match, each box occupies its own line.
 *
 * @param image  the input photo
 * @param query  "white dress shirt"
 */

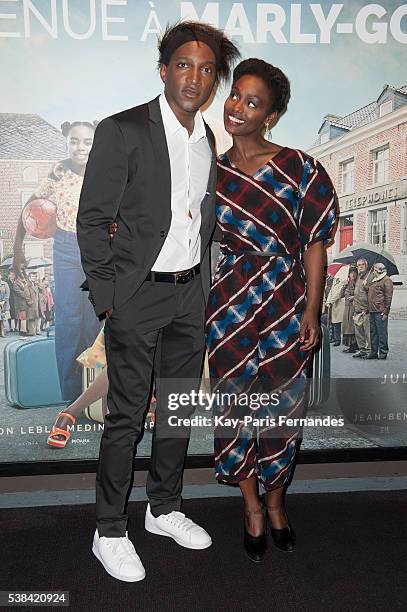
xmin=151 ymin=92 xmax=212 ymax=272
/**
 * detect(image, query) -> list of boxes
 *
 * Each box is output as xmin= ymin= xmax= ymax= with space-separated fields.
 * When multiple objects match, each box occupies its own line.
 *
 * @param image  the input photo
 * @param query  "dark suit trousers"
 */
xmin=96 ymin=274 xmax=205 ymax=537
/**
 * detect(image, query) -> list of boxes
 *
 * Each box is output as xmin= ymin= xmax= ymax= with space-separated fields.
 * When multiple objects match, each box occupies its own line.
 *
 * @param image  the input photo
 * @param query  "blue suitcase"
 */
xmin=4 ymin=337 xmax=65 ymax=408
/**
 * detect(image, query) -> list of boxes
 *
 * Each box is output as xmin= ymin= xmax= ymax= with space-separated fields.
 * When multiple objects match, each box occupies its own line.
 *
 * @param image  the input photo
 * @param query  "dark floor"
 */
xmin=1 ymin=491 xmax=406 ymax=612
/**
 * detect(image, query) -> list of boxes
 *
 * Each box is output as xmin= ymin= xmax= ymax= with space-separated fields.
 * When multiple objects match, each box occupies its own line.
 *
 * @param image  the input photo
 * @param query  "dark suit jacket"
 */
xmin=77 ymin=96 xmax=217 ymax=318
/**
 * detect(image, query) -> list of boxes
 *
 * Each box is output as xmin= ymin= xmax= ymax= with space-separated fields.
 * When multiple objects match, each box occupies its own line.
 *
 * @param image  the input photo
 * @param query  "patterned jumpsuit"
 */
xmin=206 ymin=147 xmax=338 ymax=491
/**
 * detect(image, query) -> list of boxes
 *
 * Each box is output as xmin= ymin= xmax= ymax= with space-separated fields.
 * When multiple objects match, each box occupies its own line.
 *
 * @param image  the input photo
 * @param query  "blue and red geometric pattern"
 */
xmin=206 ymin=147 xmax=338 ymax=490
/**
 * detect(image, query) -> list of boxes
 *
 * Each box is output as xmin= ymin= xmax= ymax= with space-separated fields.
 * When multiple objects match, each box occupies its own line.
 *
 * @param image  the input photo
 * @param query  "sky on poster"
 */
xmin=0 ymin=0 xmax=405 ymax=150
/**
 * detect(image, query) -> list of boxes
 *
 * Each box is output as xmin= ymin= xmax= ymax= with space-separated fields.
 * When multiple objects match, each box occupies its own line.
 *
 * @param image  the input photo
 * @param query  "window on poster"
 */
xmin=369 ymin=207 xmax=387 ymax=247
xmin=22 ymin=167 xmax=38 ymax=184
xmin=340 ymin=159 xmax=354 ymax=195
xmin=373 ymin=146 xmax=389 ymax=185
xmin=21 ymin=191 xmax=32 ymax=209
xmin=339 ymin=215 xmax=354 ymax=250
xmin=379 ymin=100 xmax=393 ymax=117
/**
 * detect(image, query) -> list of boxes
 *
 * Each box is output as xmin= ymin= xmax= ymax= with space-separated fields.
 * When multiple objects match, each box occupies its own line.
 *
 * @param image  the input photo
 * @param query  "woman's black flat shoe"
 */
xmin=243 ymin=509 xmax=267 ymax=562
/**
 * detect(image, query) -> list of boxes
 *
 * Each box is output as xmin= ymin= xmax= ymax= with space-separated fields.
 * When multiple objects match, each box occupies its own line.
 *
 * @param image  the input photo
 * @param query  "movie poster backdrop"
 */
xmin=0 ymin=0 xmax=406 ymax=464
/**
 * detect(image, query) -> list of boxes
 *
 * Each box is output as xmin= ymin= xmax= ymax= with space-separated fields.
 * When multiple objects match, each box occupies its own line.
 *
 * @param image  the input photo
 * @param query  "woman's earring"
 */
xmin=264 ymin=121 xmax=272 ymax=140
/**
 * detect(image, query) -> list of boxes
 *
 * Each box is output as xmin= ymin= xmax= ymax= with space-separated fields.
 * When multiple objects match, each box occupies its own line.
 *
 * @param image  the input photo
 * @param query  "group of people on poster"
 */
xmin=0 ymin=269 xmax=54 ymax=338
xmin=325 ymin=259 xmax=393 ymax=360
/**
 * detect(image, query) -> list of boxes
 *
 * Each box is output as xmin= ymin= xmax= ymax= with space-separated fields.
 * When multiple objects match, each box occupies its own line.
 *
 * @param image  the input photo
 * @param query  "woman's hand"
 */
xmin=301 ymin=241 xmax=325 ymax=351
xmin=299 ymin=309 xmax=320 ymax=351
xmin=108 ymin=222 xmax=118 ymax=240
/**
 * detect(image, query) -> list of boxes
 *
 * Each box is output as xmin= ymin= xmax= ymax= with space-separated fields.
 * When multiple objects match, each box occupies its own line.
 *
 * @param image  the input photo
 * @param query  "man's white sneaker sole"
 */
xmin=92 ymin=542 xmax=146 ymax=583
xmin=145 ymin=513 xmax=212 ymax=550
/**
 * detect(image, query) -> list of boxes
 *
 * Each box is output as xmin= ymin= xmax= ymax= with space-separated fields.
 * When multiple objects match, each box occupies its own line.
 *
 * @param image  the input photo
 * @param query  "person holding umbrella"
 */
xmin=340 ymin=265 xmax=359 ymax=353
xmin=334 ymin=243 xmax=398 ymax=359
xmin=25 ymin=271 xmax=39 ymax=336
xmin=12 ymin=269 xmax=33 ymax=335
xmin=352 ymin=258 xmax=372 ymax=359
xmin=6 ymin=270 xmax=17 ymax=333
xmin=326 ymin=267 xmax=347 ymax=346
xmin=0 ymin=276 xmax=10 ymax=337
xmin=366 ymin=263 xmax=393 ymax=360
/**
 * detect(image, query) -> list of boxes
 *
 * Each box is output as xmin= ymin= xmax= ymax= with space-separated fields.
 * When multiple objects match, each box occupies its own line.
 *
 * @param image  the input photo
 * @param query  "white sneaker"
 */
xmin=145 ymin=503 xmax=212 ymax=550
xmin=92 ymin=529 xmax=146 ymax=582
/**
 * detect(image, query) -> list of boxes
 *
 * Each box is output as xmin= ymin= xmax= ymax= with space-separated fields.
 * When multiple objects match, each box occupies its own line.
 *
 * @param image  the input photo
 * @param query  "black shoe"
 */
xmin=378 ymin=354 xmax=387 ymax=360
xmin=342 ymin=347 xmax=356 ymax=353
xmin=264 ymin=503 xmax=296 ymax=553
xmin=365 ymin=353 xmax=378 ymax=359
xmin=243 ymin=508 xmax=267 ymax=562
xmin=333 ymin=342 xmax=340 ymax=347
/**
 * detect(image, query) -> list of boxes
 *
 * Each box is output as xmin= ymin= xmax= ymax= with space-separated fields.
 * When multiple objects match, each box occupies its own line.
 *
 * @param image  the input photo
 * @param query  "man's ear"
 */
xmin=159 ymin=63 xmax=167 ymax=84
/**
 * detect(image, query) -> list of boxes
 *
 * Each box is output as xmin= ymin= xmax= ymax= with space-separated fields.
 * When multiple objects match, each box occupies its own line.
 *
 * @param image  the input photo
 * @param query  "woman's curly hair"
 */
xmin=158 ymin=20 xmax=240 ymax=85
xmin=232 ymin=58 xmax=291 ymax=116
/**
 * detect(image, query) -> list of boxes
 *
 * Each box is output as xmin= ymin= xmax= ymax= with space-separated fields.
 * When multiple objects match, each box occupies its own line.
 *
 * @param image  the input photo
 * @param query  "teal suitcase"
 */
xmin=4 ymin=337 xmax=65 ymax=408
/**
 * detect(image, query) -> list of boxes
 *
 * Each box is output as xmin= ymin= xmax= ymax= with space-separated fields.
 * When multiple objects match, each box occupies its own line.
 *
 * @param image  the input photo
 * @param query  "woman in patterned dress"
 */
xmin=206 ymin=59 xmax=338 ymax=561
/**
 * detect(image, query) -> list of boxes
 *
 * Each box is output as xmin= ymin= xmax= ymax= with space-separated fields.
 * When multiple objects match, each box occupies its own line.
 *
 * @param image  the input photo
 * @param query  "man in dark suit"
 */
xmin=77 ymin=21 xmax=239 ymax=582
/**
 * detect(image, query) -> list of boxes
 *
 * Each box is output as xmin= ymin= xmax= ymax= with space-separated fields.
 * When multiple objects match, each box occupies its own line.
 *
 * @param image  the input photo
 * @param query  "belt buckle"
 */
xmin=175 ymin=270 xmax=191 ymax=284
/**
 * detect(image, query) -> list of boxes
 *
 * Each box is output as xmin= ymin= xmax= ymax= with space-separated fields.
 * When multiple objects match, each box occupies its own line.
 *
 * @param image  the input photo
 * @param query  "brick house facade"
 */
xmin=307 ymin=85 xmax=407 ymax=277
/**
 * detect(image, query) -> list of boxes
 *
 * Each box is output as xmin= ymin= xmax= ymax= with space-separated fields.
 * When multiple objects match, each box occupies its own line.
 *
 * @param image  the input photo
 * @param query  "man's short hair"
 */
xmin=157 ymin=20 xmax=240 ymax=85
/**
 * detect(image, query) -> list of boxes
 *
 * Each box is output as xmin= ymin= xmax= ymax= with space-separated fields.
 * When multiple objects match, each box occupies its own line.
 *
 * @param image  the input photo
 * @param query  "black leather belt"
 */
xmin=145 ymin=263 xmax=200 ymax=284
xmin=221 ymin=249 xmax=298 ymax=259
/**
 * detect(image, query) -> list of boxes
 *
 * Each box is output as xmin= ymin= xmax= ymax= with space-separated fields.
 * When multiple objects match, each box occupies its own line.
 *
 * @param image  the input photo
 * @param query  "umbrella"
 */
xmin=0 ymin=256 xmax=53 ymax=270
xmin=26 ymin=257 xmax=53 ymax=269
xmin=333 ymin=264 xmax=350 ymax=282
xmin=334 ymin=242 xmax=399 ymax=277
xmin=0 ymin=256 xmax=14 ymax=269
xmin=326 ymin=262 xmax=345 ymax=277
